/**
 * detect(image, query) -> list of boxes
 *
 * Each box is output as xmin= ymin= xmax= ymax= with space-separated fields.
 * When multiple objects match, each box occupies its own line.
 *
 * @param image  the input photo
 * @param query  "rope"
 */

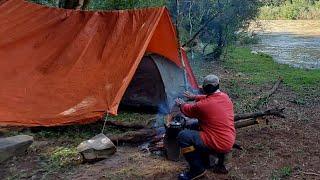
xmin=101 ymin=112 xmax=109 ymax=134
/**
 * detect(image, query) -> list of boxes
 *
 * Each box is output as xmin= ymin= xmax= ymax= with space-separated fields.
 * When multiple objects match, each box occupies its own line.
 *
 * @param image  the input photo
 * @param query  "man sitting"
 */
xmin=175 ymin=74 xmax=235 ymax=180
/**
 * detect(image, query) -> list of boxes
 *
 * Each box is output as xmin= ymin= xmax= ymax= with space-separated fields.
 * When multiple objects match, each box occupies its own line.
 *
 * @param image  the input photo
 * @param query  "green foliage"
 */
xmin=86 ymin=0 xmax=167 ymax=10
xmin=28 ymin=0 xmax=167 ymax=9
xmin=271 ymin=166 xmax=293 ymax=179
xmin=237 ymin=32 xmax=260 ymax=45
xmin=29 ymin=0 xmax=59 ymax=7
xmin=224 ymin=47 xmax=320 ymax=97
xmin=48 ymin=147 xmax=80 ymax=169
xmin=259 ymin=0 xmax=320 ymax=19
xmin=179 ymin=0 xmax=261 ymax=59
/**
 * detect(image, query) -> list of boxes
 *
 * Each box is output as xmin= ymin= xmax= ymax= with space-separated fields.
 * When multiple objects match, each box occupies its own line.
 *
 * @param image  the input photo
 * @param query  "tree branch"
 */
xmin=182 ymin=14 xmax=217 ymax=47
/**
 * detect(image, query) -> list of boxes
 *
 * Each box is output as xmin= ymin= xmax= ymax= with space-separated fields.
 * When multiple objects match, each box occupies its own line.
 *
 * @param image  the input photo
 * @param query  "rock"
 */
xmin=0 ymin=135 xmax=34 ymax=163
xmin=0 ymin=128 xmax=11 ymax=136
xmin=236 ymin=72 xmax=246 ymax=77
xmin=77 ymin=133 xmax=116 ymax=161
xmin=251 ymin=50 xmax=258 ymax=55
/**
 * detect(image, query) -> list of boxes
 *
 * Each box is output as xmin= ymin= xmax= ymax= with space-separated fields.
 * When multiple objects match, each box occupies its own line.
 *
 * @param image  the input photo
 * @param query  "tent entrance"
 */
xmin=120 ymin=55 xmax=168 ymax=113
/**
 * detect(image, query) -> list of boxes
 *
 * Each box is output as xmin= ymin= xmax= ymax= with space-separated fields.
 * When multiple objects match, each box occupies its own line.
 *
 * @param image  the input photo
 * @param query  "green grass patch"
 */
xmin=5 ymin=111 xmax=154 ymax=142
xmin=271 ymin=166 xmax=293 ymax=179
xmin=48 ymin=147 xmax=81 ymax=169
xmin=223 ymin=47 xmax=320 ymax=97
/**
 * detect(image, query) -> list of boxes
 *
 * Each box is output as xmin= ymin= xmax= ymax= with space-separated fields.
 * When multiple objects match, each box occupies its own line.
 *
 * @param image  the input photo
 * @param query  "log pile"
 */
xmin=95 ymin=79 xmax=286 ymax=146
xmin=106 ymin=107 xmax=285 ymax=145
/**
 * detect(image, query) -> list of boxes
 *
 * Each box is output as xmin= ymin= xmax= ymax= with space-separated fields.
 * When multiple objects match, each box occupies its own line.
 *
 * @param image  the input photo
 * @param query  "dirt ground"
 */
xmin=1 ymin=61 xmax=319 ymax=180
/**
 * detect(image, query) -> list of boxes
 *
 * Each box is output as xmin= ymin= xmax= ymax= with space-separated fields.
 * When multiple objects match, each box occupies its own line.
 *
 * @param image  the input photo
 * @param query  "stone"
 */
xmin=77 ymin=133 xmax=116 ymax=161
xmin=0 ymin=135 xmax=34 ymax=163
xmin=236 ymin=72 xmax=246 ymax=77
xmin=251 ymin=50 xmax=258 ymax=54
xmin=0 ymin=128 xmax=10 ymax=136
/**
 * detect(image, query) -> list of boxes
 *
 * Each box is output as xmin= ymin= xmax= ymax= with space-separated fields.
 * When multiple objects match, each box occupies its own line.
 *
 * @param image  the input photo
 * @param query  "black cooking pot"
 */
xmin=165 ymin=115 xmax=186 ymax=138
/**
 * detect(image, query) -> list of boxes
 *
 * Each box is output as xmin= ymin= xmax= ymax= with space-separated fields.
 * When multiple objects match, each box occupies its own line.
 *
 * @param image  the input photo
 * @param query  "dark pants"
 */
xmin=177 ymin=120 xmax=208 ymax=151
xmin=177 ymin=120 xmax=212 ymax=173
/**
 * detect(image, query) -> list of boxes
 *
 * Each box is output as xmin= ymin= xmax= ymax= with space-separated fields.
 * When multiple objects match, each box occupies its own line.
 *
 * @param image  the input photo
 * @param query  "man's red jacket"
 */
xmin=181 ymin=92 xmax=235 ymax=153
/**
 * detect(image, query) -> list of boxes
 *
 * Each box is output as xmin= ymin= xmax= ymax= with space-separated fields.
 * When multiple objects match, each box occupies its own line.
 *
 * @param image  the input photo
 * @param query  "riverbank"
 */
xmin=249 ymin=20 xmax=320 ymax=69
xmin=1 ymin=47 xmax=319 ymax=179
xmin=224 ymin=47 xmax=320 ymax=99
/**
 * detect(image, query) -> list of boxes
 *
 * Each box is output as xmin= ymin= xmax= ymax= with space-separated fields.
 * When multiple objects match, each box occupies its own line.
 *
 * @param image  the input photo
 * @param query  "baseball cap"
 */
xmin=203 ymin=74 xmax=219 ymax=87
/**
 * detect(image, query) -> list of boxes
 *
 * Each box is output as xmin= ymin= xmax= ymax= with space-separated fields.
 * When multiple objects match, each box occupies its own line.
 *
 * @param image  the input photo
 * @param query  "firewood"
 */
xmin=234 ymin=107 xmax=285 ymax=121
xmin=105 ymin=107 xmax=284 ymax=144
xmin=109 ymin=128 xmax=156 ymax=144
xmin=104 ymin=120 xmax=146 ymax=130
xmin=235 ymin=118 xmax=258 ymax=128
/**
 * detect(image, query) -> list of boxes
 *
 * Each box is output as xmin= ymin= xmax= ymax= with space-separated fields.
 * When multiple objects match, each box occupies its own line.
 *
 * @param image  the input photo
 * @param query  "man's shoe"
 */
xmin=211 ymin=164 xmax=229 ymax=174
xmin=178 ymin=169 xmax=206 ymax=180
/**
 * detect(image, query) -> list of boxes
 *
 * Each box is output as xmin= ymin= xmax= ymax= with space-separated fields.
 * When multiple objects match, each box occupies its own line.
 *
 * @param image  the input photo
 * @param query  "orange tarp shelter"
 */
xmin=0 ymin=0 xmax=197 ymax=127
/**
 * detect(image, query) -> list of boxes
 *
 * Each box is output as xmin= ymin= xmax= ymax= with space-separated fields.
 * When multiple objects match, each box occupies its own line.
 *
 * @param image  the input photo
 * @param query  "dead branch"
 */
xmin=234 ymin=107 xmax=285 ymax=121
xmin=182 ymin=14 xmax=217 ymax=48
xmin=255 ymin=78 xmax=283 ymax=109
xmin=300 ymin=171 xmax=320 ymax=176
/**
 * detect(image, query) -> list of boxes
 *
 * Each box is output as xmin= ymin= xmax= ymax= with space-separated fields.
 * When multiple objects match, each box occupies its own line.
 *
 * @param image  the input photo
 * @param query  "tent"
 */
xmin=0 ymin=0 xmax=198 ymax=127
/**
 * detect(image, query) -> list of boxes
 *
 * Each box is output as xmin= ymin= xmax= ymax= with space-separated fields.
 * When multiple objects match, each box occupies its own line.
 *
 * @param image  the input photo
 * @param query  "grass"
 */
xmin=3 ymin=111 xmax=156 ymax=178
xmin=271 ymin=166 xmax=293 ymax=180
xmin=223 ymin=47 xmax=320 ymax=97
xmin=48 ymin=147 xmax=81 ymax=169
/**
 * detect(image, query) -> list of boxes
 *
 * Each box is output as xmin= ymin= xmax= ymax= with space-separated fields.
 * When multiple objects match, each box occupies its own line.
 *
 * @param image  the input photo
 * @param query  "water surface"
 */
xmin=250 ymin=20 xmax=320 ymax=69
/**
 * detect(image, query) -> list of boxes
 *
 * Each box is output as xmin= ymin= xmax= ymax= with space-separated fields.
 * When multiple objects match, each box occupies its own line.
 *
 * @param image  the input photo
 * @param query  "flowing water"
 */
xmin=250 ymin=20 xmax=320 ymax=69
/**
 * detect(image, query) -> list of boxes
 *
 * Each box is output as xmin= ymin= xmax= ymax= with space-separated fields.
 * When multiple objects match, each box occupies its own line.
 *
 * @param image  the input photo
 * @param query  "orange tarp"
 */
xmin=0 ymin=0 xmax=190 ymax=127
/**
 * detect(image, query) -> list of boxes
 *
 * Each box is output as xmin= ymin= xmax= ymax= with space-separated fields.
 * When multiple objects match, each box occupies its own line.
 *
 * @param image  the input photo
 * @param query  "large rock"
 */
xmin=0 ymin=135 xmax=33 ymax=163
xmin=77 ymin=133 xmax=116 ymax=161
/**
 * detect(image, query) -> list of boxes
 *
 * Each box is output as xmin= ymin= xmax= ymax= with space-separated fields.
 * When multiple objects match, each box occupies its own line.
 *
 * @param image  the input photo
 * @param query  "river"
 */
xmin=250 ymin=20 xmax=320 ymax=69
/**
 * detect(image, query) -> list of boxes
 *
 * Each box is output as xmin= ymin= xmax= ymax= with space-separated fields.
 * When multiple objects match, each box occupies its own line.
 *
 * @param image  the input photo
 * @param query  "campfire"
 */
xmin=105 ymin=105 xmax=284 ymax=161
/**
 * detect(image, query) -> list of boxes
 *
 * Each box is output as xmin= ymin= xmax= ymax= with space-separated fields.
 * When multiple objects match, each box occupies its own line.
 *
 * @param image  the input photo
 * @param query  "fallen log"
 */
xmin=109 ymin=128 xmax=156 ymax=144
xmin=234 ymin=107 xmax=285 ymax=121
xmin=255 ymin=78 xmax=283 ymax=109
xmin=104 ymin=120 xmax=146 ymax=130
xmin=235 ymin=118 xmax=258 ymax=129
xmin=105 ymin=107 xmax=284 ymax=144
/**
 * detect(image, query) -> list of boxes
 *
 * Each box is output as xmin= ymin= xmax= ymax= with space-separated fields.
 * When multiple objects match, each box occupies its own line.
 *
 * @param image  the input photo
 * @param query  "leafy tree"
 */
xmin=176 ymin=0 xmax=260 ymax=60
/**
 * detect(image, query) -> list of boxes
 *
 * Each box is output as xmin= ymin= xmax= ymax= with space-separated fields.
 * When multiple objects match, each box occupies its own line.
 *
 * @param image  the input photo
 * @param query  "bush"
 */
xmin=259 ymin=0 xmax=320 ymax=20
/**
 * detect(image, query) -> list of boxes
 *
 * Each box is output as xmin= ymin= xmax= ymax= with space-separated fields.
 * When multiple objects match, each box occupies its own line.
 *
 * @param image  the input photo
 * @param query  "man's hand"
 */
xmin=175 ymin=98 xmax=186 ymax=107
xmin=184 ymin=91 xmax=196 ymax=100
